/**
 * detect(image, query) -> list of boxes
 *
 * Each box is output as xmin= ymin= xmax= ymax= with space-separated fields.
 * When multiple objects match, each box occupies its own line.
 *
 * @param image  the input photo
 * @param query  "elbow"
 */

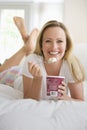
xmin=23 ymin=94 xmax=40 ymax=101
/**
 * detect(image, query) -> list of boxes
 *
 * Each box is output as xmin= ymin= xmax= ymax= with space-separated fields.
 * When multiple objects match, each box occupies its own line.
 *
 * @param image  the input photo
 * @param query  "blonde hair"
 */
xmin=34 ymin=20 xmax=85 ymax=82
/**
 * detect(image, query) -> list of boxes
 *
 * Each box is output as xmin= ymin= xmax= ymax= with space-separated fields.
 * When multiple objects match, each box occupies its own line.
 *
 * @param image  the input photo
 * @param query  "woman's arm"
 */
xmin=58 ymin=81 xmax=84 ymax=101
xmin=23 ymin=76 xmax=42 ymax=100
xmin=23 ymin=62 xmax=43 ymax=100
xmin=68 ymin=82 xmax=84 ymax=100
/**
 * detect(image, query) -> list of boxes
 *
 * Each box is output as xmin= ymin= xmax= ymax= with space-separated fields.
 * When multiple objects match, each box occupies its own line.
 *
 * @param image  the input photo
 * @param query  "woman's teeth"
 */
xmin=49 ymin=52 xmax=58 ymax=55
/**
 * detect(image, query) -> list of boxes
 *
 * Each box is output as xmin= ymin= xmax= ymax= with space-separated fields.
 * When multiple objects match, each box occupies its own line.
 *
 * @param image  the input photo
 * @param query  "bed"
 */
xmin=0 ymin=43 xmax=87 ymax=130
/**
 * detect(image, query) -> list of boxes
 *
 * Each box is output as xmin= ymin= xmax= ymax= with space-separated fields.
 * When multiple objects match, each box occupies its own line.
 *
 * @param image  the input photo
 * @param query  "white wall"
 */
xmin=0 ymin=0 xmax=87 ymax=44
xmin=64 ymin=0 xmax=87 ymax=43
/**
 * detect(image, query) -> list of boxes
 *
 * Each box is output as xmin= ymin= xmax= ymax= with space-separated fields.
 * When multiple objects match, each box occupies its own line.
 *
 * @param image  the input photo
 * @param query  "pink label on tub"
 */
xmin=46 ymin=76 xmax=65 ymax=97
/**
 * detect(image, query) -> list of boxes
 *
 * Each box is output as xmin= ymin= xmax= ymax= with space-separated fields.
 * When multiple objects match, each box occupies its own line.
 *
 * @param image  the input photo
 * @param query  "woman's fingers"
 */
xmin=58 ymin=82 xmax=67 ymax=97
xmin=28 ymin=62 xmax=42 ymax=78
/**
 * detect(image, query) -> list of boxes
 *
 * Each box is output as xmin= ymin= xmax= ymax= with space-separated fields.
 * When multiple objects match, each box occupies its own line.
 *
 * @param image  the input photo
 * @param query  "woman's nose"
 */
xmin=51 ymin=42 xmax=58 ymax=49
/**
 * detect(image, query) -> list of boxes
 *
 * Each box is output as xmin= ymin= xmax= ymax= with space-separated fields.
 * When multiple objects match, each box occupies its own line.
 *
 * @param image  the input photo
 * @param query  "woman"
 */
xmin=22 ymin=20 xmax=85 ymax=101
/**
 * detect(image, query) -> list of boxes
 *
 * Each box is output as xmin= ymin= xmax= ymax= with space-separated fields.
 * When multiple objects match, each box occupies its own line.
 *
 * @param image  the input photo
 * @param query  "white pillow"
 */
xmin=0 ymin=84 xmax=23 ymax=99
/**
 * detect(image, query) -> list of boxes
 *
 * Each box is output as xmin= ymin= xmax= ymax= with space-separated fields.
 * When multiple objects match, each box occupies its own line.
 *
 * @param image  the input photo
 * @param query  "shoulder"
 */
xmin=62 ymin=60 xmax=70 ymax=69
xmin=60 ymin=60 xmax=75 ymax=83
xmin=60 ymin=59 xmax=70 ymax=74
xmin=27 ymin=53 xmax=41 ymax=59
xmin=26 ymin=53 xmax=37 ymax=59
xmin=24 ymin=53 xmax=43 ymax=64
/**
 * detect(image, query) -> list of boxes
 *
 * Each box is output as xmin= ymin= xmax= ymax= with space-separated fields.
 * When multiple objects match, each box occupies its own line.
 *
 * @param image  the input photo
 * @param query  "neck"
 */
xmin=44 ymin=59 xmax=63 ymax=76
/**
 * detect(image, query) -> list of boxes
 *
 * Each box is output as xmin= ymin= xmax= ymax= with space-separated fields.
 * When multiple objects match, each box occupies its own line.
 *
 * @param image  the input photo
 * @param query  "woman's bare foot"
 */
xmin=13 ymin=16 xmax=29 ymax=43
xmin=13 ymin=16 xmax=39 ymax=55
xmin=25 ymin=28 xmax=39 ymax=55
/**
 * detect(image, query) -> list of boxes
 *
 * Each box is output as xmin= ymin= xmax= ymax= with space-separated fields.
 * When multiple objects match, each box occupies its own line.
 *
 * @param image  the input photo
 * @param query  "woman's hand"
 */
xmin=28 ymin=62 xmax=42 ymax=79
xmin=58 ymin=82 xmax=69 ymax=100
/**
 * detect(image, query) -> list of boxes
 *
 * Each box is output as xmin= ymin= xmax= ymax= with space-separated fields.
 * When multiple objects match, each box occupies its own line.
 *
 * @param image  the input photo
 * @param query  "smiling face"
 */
xmin=41 ymin=27 xmax=66 ymax=62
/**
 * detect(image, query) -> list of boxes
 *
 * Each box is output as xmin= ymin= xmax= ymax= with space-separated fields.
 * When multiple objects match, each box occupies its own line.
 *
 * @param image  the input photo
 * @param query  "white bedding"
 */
xmin=0 ymin=84 xmax=87 ymax=130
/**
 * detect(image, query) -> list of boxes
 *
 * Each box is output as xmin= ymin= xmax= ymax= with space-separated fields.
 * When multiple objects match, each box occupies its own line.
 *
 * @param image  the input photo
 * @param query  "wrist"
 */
xmin=34 ymin=76 xmax=43 ymax=80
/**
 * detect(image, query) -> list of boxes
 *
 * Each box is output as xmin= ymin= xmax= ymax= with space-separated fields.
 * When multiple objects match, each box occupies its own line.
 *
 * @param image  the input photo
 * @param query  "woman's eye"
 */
xmin=45 ymin=40 xmax=51 ymax=43
xmin=57 ymin=40 xmax=63 ymax=43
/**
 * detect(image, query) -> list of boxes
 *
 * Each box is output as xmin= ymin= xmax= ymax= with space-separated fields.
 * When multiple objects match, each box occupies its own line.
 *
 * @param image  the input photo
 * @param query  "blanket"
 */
xmin=0 ymin=84 xmax=87 ymax=130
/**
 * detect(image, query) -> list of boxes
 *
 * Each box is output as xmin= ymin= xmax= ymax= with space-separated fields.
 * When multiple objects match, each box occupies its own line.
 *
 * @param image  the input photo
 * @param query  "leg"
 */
xmin=25 ymin=28 xmax=39 ymax=55
xmin=13 ymin=16 xmax=29 ymax=43
xmin=13 ymin=16 xmax=39 ymax=54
